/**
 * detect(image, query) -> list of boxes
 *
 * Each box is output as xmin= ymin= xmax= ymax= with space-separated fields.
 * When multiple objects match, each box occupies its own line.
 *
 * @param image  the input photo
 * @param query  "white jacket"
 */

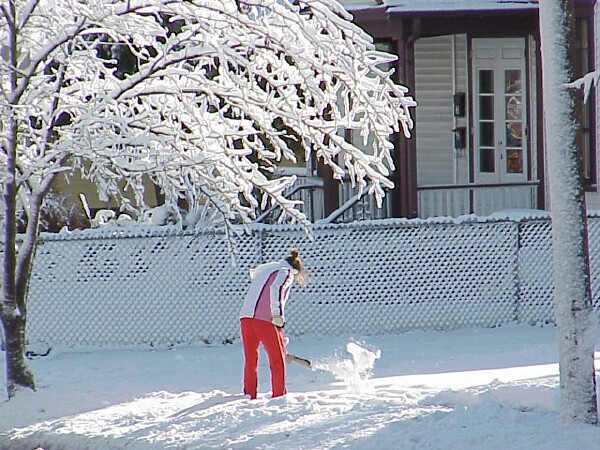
xmin=239 ymin=260 xmax=297 ymax=323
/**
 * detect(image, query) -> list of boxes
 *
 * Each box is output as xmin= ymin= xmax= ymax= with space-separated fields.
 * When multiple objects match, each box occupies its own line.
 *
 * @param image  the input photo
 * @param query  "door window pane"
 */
xmin=479 ymin=70 xmax=494 ymax=94
xmin=480 ymin=148 xmax=495 ymax=172
xmin=506 ymin=149 xmax=523 ymax=173
xmin=479 ymin=122 xmax=494 ymax=147
xmin=505 ymin=70 xmax=522 ymax=94
xmin=505 ymin=96 xmax=522 ymax=120
xmin=480 ymin=96 xmax=494 ymax=120
xmin=506 ymin=123 xmax=522 ymax=147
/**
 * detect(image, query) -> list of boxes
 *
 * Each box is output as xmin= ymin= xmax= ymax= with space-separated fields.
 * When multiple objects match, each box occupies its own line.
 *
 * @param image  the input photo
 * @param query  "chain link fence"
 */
xmin=23 ymin=215 xmax=600 ymax=347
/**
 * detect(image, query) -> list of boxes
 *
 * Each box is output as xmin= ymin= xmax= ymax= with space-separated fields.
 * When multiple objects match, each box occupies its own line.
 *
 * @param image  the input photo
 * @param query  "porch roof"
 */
xmin=341 ymin=0 xmax=595 ymax=13
xmin=385 ymin=1 xmax=538 ymax=13
xmin=339 ymin=0 xmax=539 ymax=12
xmin=338 ymin=1 xmax=384 ymax=11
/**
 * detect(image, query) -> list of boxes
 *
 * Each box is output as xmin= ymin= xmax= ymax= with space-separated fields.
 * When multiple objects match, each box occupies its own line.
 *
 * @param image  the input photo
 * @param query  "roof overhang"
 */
xmin=341 ymin=0 xmax=596 ymax=14
xmin=339 ymin=0 xmax=539 ymax=13
xmin=340 ymin=0 xmax=540 ymax=23
xmin=385 ymin=1 xmax=538 ymax=14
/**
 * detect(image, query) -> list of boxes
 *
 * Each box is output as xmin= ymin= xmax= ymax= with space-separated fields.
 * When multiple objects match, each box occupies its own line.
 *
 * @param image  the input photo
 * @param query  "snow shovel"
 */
xmin=286 ymin=353 xmax=312 ymax=369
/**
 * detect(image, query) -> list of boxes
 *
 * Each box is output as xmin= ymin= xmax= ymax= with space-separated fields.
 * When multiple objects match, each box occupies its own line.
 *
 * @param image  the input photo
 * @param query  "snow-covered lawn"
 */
xmin=2 ymin=325 xmax=600 ymax=449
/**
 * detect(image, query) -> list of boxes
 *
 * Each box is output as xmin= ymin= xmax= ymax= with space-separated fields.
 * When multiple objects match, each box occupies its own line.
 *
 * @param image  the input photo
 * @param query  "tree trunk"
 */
xmin=1 ymin=0 xmax=36 ymax=398
xmin=1 ymin=312 xmax=35 ymax=398
xmin=539 ymin=0 xmax=598 ymax=424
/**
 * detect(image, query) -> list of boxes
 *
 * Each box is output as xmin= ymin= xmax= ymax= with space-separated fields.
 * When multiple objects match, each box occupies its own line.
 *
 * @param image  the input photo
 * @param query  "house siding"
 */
xmin=414 ymin=34 xmax=469 ymax=186
xmin=53 ymin=172 xmax=160 ymax=215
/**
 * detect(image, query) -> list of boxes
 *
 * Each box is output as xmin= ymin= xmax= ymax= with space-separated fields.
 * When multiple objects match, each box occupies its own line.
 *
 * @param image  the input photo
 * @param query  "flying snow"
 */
xmin=314 ymin=341 xmax=382 ymax=391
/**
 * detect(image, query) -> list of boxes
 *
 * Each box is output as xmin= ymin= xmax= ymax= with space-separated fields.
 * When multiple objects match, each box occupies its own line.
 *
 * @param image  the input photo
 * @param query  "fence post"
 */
xmin=514 ymin=220 xmax=523 ymax=323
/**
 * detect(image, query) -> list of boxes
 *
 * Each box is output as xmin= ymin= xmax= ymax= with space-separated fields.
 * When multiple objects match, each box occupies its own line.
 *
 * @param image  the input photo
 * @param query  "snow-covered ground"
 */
xmin=2 ymin=325 xmax=600 ymax=449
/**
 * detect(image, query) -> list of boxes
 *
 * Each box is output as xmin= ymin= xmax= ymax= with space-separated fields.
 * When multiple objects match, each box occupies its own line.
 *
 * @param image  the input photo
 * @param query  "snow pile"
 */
xmin=423 ymin=377 xmax=559 ymax=413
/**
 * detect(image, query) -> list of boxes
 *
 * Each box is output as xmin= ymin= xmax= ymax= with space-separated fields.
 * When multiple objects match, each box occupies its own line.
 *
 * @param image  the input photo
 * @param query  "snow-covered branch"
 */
xmin=565 ymin=70 xmax=600 ymax=103
xmin=1 ymin=0 xmax=415 ymax=230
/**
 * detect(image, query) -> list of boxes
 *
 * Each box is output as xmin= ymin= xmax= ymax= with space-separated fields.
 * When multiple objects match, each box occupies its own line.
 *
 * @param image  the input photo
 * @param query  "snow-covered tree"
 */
xmin=539 ymin=0 xmax=598 ymax=424
xmin=0 ymin=0 xmax=415 ymax=397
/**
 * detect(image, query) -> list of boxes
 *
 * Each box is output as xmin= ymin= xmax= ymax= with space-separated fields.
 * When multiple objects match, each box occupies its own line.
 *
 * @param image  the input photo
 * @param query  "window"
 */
xmin=477 ymin=69 xmax=495 ymax=173
xmin=504 ymin=69 xmax=523 ymax=174
xmin=574 ymin=18 xmax=596 ymax=189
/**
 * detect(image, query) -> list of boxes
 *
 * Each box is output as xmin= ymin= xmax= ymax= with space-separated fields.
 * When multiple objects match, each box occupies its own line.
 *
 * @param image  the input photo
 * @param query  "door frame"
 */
xmin=470 ymin=37 xmax=530 ymax=186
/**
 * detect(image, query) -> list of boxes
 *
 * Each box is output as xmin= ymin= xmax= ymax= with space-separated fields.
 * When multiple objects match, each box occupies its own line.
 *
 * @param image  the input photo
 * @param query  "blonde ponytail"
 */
xmin=286 ymin=247 xmax=308 ymax=286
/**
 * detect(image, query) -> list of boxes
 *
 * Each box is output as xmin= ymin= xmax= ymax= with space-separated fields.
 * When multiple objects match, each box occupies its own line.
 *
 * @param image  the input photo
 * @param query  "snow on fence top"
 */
xmin=24 ymin=214 xmax=600 ymax=347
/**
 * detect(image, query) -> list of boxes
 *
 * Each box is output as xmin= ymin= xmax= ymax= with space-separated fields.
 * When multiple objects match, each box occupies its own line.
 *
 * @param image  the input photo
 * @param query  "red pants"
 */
xmin=240 ymin=317 xmax=287 ymax=399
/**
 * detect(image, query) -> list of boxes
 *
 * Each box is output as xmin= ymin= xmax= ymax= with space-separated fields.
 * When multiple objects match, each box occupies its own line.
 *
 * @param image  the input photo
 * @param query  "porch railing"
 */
xmin=255 ymin=178 xmax=390 ymax=224
xmin=417 ymin=181 xmax=540 ymax=218
xmin=256 ymin=178 xmax=540 ymax=223
xmin=255 ymin=177 xmax=325 ymax=224
xmin=329 ymin=183 xmax=391 ymax=223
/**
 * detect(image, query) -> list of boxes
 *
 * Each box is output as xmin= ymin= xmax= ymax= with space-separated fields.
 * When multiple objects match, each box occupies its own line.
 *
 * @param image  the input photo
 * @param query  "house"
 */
xmin=306 ymin=0 xmax=598 ymax=221
xmin=51 ymin=1 xmax=599 ymax=226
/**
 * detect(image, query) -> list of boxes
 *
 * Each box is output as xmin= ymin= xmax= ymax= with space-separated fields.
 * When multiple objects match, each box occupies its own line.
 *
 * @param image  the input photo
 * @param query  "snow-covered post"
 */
xmin=539 ymin=0 xmax=598 ymax=424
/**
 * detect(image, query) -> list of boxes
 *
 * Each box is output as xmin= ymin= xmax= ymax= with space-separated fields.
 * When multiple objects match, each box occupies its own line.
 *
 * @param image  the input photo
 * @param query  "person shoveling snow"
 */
xmin=239 ymin=248 xmax=308 ymax=399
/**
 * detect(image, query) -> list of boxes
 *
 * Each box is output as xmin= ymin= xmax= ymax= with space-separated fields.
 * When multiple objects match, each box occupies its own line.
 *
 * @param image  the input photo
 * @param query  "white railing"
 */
xmin=256 ymin=178 xmax=541 ymax=223
xmin=336 ymin=182 xmax=391 ymax=222
xmin=255 ymin=177 xmax=325 ymax=224
xmin=417 ymin=182 xmax=540 ymax=218
xmin=256 ymin=177 xmax=389 ymax=224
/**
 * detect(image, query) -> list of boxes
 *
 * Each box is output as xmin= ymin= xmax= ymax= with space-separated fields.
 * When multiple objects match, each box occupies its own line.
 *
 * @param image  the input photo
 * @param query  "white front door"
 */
xmin=472 ymin=38 xmax=531 ymax=213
